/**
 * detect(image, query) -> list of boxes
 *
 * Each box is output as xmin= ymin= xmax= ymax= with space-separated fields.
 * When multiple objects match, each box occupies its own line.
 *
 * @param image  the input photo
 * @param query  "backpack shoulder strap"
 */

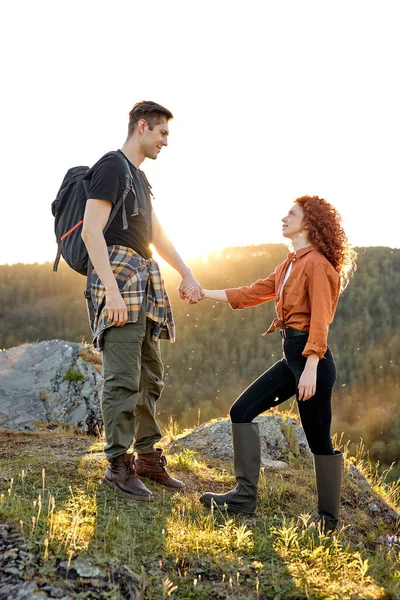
xmin=99 ymin=151 xmax=136 ymax=232
xmin=85 ymin=150 xmax=134 ymax=233
xmin=140 ymin=169 xmax=154 ymax=199
xmin=85 ymin=151 xmax=135 ymax=297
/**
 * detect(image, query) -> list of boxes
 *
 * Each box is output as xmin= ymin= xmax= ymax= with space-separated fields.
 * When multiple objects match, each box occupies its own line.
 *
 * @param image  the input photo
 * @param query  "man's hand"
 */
xmin=106 ymin=288 xmax=128 ymax=327
xmin=298 ymin=357 xmax=318 ymax=400
xmin=179 ymin=273 xmax=203 ymax=303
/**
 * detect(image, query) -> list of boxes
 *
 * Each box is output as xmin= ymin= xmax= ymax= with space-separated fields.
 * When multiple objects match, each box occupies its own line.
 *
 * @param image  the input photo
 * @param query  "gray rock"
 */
xmin=167 ymin=414 xmax=311 ymax=466
xmin=74 ymin=559 xmax=101 ymax=578
xmin=388 ymin=509 xmax=400 ymax=520
xmin=59 ymin=558 xmax=102 ymax=578
xmin=347 ymin=464 xmax=375 ymax=493
xmin=68 ymin=401 xmax=88 ymax=425
xmin=0 ymin=340 xmax=103 ymax=433
xmin=41 ymin=585 xmax=69 ymax=598
xmin=0 ymin=581 xmax=48 ymax=600
xmin=2 ymin=566 xmax=20 ymax=575
xmin=262 ymin=459 xmax=288 ymax=469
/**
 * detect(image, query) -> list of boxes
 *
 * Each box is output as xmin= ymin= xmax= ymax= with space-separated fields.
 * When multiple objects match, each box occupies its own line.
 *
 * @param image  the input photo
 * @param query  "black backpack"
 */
xmin=51 ymin=151 xmax=136 ymax=276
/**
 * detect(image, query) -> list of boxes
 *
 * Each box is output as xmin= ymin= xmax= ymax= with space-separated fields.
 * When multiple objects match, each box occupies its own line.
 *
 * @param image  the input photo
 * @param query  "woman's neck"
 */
xmin=291 ymin=235 xmax=311 ymax=252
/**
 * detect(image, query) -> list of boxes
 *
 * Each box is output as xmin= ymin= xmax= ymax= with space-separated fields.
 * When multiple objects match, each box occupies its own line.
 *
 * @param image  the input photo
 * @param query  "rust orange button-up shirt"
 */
xmin=225 ymin=247 xmax=341 ymax=359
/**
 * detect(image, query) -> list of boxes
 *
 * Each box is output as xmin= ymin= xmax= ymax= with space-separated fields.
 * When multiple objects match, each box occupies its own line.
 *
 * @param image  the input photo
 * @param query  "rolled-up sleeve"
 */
xmin=225 ymin=272 xmax=276 ymax=309
xmin=303 ymin=265 xmax=340 ymax=359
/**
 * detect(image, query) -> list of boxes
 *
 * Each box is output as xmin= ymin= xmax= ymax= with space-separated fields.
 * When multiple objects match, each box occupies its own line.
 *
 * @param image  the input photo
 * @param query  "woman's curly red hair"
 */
xmin=295 ymin=195 xmax=357 ymax=291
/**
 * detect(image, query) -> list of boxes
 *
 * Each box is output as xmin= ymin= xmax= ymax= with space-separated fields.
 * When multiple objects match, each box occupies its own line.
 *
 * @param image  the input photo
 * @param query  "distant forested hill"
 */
xmin=1 ymin=244 xmax=399 ymax=476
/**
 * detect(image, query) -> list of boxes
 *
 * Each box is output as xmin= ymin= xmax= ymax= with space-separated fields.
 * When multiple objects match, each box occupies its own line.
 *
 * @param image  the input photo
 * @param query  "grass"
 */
xmin=0 ymin=419 xmax=399 ymax=599
xmin=63 ymin=365 xmax=85 ymax=383
xmin=79 ymin=346 xmax=103 ymax=366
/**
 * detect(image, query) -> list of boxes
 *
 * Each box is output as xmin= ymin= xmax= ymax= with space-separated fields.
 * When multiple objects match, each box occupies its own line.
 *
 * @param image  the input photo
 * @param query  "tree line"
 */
xmin=0 ymin=244 xmax=399 ymax=477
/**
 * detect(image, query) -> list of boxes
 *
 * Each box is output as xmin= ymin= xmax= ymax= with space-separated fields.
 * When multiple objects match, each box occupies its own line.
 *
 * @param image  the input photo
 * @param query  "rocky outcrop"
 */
xmin=167 ymin=414 xmax=311 ymax=468
xmin=0 ymin=340 xmax=102 ymax=434
xmin=0 ymin=340 xmax=312 ymax=466
xmin=0 ymin=521 xmax=141 ymax=600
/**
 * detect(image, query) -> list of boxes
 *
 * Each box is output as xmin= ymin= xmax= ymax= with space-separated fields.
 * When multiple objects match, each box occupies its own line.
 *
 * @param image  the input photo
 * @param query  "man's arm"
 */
xmin=81 ymin=199 xmax=128 ymax=326
xmin=151 ymin=210 xmax=202 ymax=301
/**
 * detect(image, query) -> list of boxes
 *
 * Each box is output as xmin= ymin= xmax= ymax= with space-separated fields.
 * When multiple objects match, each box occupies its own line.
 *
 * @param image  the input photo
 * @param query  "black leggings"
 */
xmin=230 ymin=336 xmax=336 ymax=455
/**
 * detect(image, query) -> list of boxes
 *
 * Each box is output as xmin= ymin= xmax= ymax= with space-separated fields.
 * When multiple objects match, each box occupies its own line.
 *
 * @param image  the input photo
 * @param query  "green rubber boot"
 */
xmin=313 ymin=450 xmax=344 ymax=533
xmin=200 ymin=422 xmax=261 ymax=515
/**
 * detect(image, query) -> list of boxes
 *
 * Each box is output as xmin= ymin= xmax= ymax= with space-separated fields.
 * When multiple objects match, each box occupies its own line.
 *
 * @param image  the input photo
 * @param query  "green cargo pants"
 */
xmin=101 ymin=302 xmax=164 ymax=460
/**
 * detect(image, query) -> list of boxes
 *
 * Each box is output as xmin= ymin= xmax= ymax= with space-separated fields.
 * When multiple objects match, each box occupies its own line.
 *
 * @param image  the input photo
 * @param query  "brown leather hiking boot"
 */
xmin=135 ymin=448 xmax=185 ymax=489
xmin=103 ymin=452 xmax=153 ymax=500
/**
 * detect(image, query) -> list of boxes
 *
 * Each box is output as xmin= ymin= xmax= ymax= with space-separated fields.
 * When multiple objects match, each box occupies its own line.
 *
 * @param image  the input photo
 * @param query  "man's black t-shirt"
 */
xmin=88 ymin=150 xmax=153 ymax=259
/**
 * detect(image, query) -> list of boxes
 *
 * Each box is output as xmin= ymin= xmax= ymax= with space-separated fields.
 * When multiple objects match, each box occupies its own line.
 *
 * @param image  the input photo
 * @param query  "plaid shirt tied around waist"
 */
xmin=87 ymin=245 xmax=175 ymax=351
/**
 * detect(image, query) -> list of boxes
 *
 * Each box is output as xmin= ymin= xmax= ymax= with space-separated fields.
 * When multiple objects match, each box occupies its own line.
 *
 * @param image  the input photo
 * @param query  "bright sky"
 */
xmin=1 ymin=0 xmax=399 ymax=266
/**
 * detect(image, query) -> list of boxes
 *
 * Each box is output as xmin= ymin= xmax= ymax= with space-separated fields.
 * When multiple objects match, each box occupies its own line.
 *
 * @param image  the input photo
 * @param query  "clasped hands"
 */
xmin=178 ymin=273 xmax=204 ymax=304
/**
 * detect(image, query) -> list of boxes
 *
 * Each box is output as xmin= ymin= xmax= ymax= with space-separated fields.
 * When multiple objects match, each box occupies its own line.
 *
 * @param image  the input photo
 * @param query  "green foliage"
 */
xmin=270 ymin=520 xmax=377 ymax=596
xmin=169 ymin=449 xmax=199 ymax=471
xmin=1 ymin=245 xmax=399 ymax=478
xmin=63 ymin=365 xmax=84 ymax=383
xmin=280 ymin=418 xmax=301 ymax=460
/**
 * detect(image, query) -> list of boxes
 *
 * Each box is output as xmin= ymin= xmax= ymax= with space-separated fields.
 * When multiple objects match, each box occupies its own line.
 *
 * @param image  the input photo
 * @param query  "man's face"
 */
xmin=282 ymin=204 xmax=305 ymax=239
xmin=141 ymin=118 xmax=169 ymax=160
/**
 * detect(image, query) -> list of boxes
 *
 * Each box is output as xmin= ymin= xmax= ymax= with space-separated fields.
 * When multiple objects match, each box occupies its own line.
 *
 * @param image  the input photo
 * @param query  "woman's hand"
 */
xmin=185 ymin=288 xmax=229 ymax=304
xmin=186 ymin=285 xmax=205 ymax=304
xmin=179 ymin=272 xmax=202 ymax=302
xmin=298 ymin=354 xmax=319 ymax=400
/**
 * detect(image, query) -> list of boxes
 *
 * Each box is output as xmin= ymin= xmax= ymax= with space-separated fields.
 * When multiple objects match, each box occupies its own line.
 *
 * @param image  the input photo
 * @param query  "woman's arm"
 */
xmin=223 ymin=272 xmax=277 ymax=309
xmin=188 ymin=276 xmax=277 ymax=306
xmin=303 ymin=264 xmax=341 ymax=359
xmin=202 ymin=290 xmax=229 ymax=303
xmin=187 ymin=272 xmax=277 ymax=306
xmin=298 ymin=263 xmax=341 ymax=400
xmin=298 ymin=353 xmax=319 ymax=400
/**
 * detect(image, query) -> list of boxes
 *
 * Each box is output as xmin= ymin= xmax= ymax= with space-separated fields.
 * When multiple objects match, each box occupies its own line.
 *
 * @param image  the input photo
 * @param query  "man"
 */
xmin=82 ymin=101 xmax=202 ymax=500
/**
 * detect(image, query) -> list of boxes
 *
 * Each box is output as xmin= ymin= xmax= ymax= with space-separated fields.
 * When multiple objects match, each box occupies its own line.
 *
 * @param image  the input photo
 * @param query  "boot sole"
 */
xmin=137 ymin=473 xmax=185 ymax=490
xmin=102 ymin=478 xmax=153 ymax=501
xmin=200 ymin=495 xmax=255 ymax=515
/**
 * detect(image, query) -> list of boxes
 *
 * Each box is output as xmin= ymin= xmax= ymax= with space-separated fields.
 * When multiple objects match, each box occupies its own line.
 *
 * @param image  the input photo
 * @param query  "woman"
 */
xmin=191 ymin=196 xmax=356 ymax=533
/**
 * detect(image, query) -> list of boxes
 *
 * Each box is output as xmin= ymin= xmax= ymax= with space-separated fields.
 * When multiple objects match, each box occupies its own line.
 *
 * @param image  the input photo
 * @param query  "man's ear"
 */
xmin=137 ymin=118 xmax=148 ymax=135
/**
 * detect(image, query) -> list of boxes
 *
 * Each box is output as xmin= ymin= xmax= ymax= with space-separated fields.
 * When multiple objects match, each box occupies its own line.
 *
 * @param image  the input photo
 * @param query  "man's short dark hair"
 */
xmin=128 ymin=101 xmax=173 ymax=137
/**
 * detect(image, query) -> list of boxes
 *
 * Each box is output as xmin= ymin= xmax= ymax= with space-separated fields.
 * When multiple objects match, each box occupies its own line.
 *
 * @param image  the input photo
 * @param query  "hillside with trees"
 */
xmin=0 ymin=244 xmax=399 ymax=477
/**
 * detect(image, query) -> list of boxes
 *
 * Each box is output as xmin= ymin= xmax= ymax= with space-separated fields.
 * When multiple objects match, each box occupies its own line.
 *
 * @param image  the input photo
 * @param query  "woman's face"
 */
xmin=282 ymin=204 xmax=306 ymax=239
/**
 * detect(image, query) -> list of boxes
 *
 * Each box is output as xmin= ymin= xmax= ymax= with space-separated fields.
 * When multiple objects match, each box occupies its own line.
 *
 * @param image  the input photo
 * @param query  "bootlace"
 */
xmin=130 ymin=457 xmax=137 ymax=475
